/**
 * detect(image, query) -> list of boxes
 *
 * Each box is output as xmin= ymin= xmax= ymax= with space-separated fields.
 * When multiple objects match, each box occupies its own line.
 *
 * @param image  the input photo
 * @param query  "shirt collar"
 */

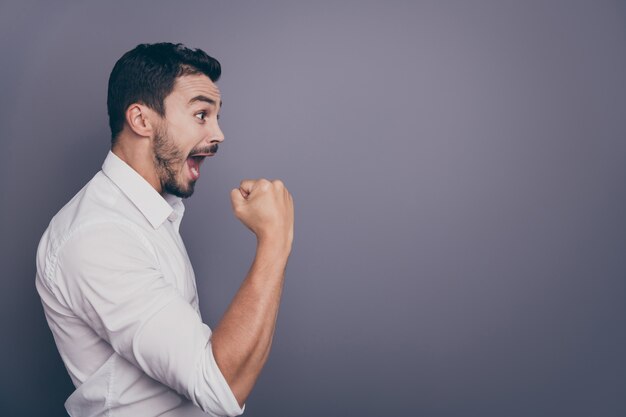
xmin=101 ymin=150 xmax=184 ymax=229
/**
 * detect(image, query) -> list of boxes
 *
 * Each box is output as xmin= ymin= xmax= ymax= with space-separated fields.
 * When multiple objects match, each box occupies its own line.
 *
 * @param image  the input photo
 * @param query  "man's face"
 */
xmin=152 ymin=74 xmax=223 ymax=198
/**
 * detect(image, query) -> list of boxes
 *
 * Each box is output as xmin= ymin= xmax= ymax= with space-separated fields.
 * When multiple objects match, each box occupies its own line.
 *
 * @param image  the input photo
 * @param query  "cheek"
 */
xmin=168 ymin=126 xmax=196 ymax=152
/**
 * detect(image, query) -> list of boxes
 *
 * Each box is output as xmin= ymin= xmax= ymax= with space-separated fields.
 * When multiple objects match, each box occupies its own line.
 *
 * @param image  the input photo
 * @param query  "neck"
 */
xmin=111 ymin=137 xmax=163 ymax=194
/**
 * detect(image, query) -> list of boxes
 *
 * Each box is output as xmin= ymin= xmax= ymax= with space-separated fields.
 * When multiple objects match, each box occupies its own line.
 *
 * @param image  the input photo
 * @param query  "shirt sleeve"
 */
xmin=54 ymin=221 xmax=244 ymax=417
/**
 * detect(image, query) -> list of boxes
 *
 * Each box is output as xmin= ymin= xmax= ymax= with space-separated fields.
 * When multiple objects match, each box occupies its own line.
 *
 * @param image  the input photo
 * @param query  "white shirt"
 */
xmin=35 ymin=150 xmax=245 ymax=417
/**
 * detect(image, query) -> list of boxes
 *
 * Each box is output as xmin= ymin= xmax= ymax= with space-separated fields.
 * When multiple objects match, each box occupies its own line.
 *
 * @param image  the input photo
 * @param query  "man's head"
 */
xmin=107 ymin=42 xmax=224 ymax=198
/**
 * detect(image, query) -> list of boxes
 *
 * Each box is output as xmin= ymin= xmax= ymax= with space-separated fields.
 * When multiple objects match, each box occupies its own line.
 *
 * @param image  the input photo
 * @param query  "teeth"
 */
xmin=191 ymin=167 xmax=199 ymax=176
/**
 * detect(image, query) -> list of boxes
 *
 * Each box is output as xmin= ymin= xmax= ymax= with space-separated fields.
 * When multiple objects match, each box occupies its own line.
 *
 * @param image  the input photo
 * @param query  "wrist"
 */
xmin=256 ymin=236 xmax=292 ymax=259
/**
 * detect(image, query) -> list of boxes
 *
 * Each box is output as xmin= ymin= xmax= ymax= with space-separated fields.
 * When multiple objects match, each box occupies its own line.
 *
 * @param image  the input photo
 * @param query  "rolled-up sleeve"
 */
xmin=54 ymin=222 xmax=244 ymax=416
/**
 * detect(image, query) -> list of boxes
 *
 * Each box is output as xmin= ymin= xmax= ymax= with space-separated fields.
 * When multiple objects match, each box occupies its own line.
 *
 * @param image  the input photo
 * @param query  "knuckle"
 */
xmin=258 ymin=178 xmax=271 ymax=190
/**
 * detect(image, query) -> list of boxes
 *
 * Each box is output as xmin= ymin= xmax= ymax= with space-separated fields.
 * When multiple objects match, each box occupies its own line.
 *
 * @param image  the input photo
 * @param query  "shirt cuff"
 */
xmin=189 ymin=340 xmax=246 ymax=417
xmin=205 ymin=344 xmax=245 ymax=416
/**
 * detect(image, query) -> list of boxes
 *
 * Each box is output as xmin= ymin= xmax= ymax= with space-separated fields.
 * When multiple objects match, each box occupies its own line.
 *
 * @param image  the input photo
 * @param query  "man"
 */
xmin=35 ymin=42 xmax=294 ymax=417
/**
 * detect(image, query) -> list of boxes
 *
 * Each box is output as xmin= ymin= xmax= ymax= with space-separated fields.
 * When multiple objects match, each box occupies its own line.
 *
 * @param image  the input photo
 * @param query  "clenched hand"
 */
xmin=230 ymin=178 xmax=294 ymax=248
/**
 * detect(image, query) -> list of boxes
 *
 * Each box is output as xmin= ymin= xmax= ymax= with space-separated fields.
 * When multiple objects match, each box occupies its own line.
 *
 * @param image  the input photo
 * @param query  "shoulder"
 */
xmin=45 ymin=170 xmax=155 ymax=252
xmin=36 ymin=172 xmax=157 ymax=285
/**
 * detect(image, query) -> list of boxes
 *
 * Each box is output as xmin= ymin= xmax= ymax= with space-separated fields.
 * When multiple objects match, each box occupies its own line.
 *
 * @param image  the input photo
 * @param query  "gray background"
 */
xmin=1 ymin=0 xmax=625 ymax=416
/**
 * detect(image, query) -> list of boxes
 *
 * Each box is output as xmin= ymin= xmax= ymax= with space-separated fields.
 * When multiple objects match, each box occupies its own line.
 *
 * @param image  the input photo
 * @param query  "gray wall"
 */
xmin=1 ymin=1 xmax=625 ymax=416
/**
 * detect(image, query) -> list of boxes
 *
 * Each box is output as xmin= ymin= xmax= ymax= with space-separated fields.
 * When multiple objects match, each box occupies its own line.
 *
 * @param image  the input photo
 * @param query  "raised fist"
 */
xmin=230 ymin=178 xmax=294 ymax=248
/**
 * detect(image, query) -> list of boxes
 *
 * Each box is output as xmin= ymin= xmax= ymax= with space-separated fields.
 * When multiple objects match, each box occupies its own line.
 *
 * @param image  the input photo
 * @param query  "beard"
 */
xmin=152 ymin=125 xmax=196 ymax=199
xmin=152 ymin=123 xmax=220 ymax=199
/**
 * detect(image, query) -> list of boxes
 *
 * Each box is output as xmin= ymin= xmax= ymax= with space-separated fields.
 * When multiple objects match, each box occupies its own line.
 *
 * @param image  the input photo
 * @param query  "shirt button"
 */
xmin=168 ymin=212 xmax=178 ymax=222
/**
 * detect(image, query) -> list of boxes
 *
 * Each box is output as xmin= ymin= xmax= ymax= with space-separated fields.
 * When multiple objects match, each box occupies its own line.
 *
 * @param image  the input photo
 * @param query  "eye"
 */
xmin=195 ymin=111 xmax=207 ymax=122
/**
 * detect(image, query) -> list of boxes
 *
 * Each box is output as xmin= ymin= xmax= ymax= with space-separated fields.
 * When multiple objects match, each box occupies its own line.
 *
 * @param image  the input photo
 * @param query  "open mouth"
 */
xmin=186 ymin=153 xmax=213 ymax=180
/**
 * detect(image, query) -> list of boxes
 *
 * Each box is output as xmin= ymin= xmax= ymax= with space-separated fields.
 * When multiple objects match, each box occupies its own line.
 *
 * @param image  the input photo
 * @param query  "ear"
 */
xmin=124 ymin=103 xmax=159 ymax=137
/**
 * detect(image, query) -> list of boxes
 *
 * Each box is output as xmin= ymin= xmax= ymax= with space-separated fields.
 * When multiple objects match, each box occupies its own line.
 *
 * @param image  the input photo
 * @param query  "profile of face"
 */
xmin=152 ymin=74 xmax=224 ymax=198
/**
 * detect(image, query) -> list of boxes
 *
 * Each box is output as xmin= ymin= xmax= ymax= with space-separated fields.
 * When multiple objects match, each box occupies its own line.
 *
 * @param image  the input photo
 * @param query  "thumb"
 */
xmin=230 ymin=188 xmax=246 ymax=210
xmin=238 ymin=179 xmax=255 ymax=198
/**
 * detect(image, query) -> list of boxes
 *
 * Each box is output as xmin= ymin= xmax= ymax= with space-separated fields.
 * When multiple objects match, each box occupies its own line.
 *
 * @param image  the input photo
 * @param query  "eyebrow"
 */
xmin=188 ymin=95 xmax=223 ymax=108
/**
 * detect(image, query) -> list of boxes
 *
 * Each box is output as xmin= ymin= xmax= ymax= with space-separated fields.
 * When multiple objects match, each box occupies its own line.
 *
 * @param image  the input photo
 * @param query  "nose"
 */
xmin=209 ymin=124 xmax=224 ymax=144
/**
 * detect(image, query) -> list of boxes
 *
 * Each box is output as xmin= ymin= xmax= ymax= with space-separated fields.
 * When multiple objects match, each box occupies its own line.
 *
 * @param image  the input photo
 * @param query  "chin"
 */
xmin=164 ymin=181 xmax=196 ymax=199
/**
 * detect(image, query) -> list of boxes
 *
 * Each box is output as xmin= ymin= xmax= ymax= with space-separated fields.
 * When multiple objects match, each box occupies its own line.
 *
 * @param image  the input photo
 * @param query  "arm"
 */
xmin=54 ymin=222 xmax=244 ymax=416
xmin=211 ymin=178 xmax=294 ymax=407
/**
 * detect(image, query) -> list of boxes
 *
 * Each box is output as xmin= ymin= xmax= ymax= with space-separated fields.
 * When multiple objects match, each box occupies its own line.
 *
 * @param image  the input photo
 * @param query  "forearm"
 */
xmin=210 ymin=239 xmax=290 ymax=407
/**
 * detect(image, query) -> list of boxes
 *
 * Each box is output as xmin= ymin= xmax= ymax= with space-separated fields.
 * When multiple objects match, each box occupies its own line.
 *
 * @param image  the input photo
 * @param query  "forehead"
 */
xmin=165 ymin=74 xmax=222 ymax=109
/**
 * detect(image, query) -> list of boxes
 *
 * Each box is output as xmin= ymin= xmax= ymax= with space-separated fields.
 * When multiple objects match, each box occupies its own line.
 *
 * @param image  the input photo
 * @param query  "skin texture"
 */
xmin=112 ymin=73 xmax=294 ymax=408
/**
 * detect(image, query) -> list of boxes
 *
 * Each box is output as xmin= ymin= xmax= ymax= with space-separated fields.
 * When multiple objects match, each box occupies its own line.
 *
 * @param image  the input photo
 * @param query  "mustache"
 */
xmin=189 ymin=143 xmax=219 ymax=156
